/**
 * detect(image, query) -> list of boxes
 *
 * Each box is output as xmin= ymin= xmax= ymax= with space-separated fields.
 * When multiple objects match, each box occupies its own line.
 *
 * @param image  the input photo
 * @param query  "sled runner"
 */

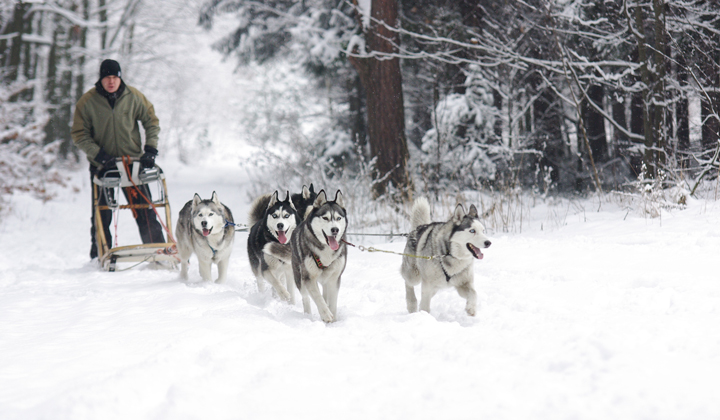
xmin=92 ymin=157 xmax=178 ymax=271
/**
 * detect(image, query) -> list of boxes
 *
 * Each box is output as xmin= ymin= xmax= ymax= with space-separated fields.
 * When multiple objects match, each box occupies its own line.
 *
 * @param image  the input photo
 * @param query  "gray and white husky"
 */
xmin=247 ymin=191 xmax=301 ymax=302
xmin=176 ymin=192 xmax=235 ymax=283
xmin=291 ymin=190 xmax=347 ymax=322
xmin=400 ymin=197 xmax=491 ymax=316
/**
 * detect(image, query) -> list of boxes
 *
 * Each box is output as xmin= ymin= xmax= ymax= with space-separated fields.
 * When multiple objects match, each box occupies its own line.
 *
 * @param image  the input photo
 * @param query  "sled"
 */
xmin=92 ymin=157 xmax=178 ymax=271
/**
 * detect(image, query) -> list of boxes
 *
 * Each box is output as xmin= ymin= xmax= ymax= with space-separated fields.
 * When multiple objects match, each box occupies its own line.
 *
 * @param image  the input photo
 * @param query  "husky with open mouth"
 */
xmin=247 ymin=191 xmax=301 ymax=302
xmin=176 ymin=192 xmax=235 ymax=283
xmin=291 ymin=190 xmax=347 ymax=322
xmin=400 ymin=197 xmax=491 ymax=316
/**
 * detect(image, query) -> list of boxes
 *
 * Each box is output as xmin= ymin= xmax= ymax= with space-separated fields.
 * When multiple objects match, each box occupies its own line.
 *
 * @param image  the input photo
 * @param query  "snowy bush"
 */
xmin=0 ymin=80 xmax=69 ymax=216
xmin=418 ymin=91 xmax=497 ymax=193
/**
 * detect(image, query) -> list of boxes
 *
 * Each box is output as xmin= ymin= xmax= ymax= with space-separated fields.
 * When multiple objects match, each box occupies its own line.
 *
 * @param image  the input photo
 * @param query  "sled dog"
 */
xmin=291 ymin=190 xmax=347 ymax=322
xmin=247 ymin=191 xmax=301 ymax=302
xmin=291 ymin=184 xmax=317 ymax=220
xmin=400 ymin=197 xmax=491 ymax=316
xmin=176 ymin=192 xmax=235 ymax=283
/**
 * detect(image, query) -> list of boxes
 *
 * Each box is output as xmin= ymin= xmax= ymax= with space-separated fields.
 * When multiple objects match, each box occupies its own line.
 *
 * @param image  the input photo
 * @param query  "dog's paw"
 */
xmin=278 ymin=288 xmax=292 ymax=301
xmin=319 ymin=307 xmax=335 ymax=323
xmin=466 ymin=306 xmax=476 ymax=316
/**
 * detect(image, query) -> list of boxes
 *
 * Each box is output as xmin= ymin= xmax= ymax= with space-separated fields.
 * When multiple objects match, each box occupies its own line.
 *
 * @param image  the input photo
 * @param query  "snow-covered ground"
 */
xmin=1 ymin=159 xmax=719 ymax=420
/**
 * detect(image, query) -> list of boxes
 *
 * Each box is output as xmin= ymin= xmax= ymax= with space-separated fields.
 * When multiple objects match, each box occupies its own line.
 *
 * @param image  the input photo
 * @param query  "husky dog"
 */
xmin=247 ymin=191 xmax=301 ymax=302
xmin=176 ymin=192 xmax=235 ymax=283
xmin=291 ymin=184 xmax=317 ymax=220
xmin=400 ymin=197 xmax=491 ymax=316
xmin=291 ymin=190 xmax=347 ymax=322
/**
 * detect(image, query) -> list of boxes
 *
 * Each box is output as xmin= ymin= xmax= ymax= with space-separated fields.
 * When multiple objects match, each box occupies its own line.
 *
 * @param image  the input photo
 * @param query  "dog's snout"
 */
xmin=201 ymin=221 xmax=207 ymax=228
xmin=484 ymin=240 xmax=492 ymax=248
xmin=331 ymin=227 xmax=339 ymax=235
xmin=277 ymin=223 xmax=284 ymax=230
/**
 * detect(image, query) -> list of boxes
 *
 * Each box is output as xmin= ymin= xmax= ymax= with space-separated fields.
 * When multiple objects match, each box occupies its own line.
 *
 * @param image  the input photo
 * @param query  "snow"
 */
xmin=2 ymin=2 xmax=720 ymax=418
xmin=1 ymin=160 xmax=719 ymax=420
xmin=357 ymin=0 xmax=372 ymax=30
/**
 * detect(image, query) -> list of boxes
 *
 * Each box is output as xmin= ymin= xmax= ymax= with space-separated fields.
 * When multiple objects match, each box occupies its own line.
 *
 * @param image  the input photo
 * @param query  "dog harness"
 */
xmin=311 ymin=253 xmax=326 ymax=269
xmin=439 ymin=255 xmax=453 ymax=281
xmin=201 ymin=235 xmax=224 ymax=259
xmin=440 ymin=260 xmax=452 ymax=281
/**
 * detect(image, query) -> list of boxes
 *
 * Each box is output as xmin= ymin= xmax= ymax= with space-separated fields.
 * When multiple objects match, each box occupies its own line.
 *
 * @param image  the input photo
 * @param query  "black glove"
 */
xmin=94 ymin=148 xmax=114 ymax=167
xmin=140 ymin=145 xmax=158 ymax=168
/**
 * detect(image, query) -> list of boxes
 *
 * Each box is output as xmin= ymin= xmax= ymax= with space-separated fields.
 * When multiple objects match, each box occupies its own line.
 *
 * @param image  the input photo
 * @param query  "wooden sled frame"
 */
xmin=93 ymin=158 xmax=177 ymax=271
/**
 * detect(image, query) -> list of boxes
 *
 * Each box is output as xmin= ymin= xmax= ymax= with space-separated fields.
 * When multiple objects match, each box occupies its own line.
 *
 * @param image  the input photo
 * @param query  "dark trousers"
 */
xmin=90 ymin=167 xmax=165 ymax=259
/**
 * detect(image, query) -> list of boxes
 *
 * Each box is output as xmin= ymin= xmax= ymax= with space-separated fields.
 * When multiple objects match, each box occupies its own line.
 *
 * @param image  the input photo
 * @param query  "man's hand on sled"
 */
xmin=94 ymin=148 xmax=114 ymax=167
xmin=140 ymin=145 xmax=158 ymax=168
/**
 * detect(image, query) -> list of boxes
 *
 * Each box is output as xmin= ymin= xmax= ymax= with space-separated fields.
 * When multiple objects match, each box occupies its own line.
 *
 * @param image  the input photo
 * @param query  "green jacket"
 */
xmin=71 ymin=84 xmax=160 ymax=167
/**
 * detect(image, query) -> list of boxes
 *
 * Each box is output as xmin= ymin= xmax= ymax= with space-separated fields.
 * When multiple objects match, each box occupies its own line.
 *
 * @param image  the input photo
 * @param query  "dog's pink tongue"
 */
xmin=202 ymin=228 xmax=211 ymax=237
xmin=470 ymin=244 xmax=483 ymax=259
xmin=328 ymin=236 xmax=339 ymax=251
xmin=277 ymin=230 xmax=287 ymax=244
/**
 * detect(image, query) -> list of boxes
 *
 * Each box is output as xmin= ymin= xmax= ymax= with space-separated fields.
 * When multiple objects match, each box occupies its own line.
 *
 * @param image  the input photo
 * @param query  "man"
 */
xmin=72 ymin=59 xmax=165 ymax=259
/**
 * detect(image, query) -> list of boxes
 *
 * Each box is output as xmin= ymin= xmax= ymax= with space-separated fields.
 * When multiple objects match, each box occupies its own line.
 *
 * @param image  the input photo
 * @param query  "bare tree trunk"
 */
xmin=629 ymin=81 xmax=644 ymax=176
xmin=4 ymin=1 xmax=27 ymax=86
xmin=348 ymin=0 xmax=411 ymax=199
xmin=44 ymin=17 xmax=59 ymax=145
xmin=99 ymin=0 xmax=107 ymax=51
xmin=75 ymin=0 xmax=89 ymax=103
xmin=651 ymin=0 xmax=667 ymax=169
xmin=20 ymin=4 xmax=37 ymax=102
xmin=701 ymin=58 xmax=720 ymax=152
xmin=631 ymin=2 xmax=656 ymax=178
xmin=611 ymin=94 xmax=628 ymax=148
xmin=348 ymin=73 xmax=367 ymax=154
xmin=676 ymin=49 xmax=690 ymax=167
xmin=492 ymin=89 xmax=503 ymax=145
xmin=584 ymin=83 xmax=609 ymax=162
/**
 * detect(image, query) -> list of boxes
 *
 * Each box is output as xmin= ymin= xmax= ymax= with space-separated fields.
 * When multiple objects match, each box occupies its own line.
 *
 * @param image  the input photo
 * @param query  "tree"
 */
xmin=347 ymin=0 xmax=410 ymax=197
xmin=199 ymin=0 xmax=411 ymax=199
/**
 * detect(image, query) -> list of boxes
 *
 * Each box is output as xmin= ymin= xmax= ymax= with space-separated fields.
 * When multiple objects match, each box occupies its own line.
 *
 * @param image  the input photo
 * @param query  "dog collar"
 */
xmin=311 ymin=253 xmax=326 ymax=269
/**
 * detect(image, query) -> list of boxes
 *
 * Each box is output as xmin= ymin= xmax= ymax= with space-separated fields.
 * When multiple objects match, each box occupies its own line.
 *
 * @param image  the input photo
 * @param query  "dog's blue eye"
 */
xmin=272 ymin=214 xmax=278 ymax=219
xmin=336 ymin=217 xmax=341 ymax=221
xmin=284 ymin=214 xmax=290 ymax=218
xmin=470 ymin=229 xmax=476 ymax=233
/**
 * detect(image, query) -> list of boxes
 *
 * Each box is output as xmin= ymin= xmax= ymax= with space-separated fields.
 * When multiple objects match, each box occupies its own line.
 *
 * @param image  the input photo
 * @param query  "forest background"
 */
xmin=2 ymin=0 xmax=720 ymax=223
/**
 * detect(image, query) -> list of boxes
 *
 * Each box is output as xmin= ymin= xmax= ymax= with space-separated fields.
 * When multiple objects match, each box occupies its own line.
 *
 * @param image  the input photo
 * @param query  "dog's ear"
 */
xmin=314 ymin=190 xmax=327 ymax=208
xmin=268 ymin=191 xmax=279 ymax=208
xmin=192 ymin=193 xmax=202 ymax=210
xmin=211 ymin=191 xmax=221 ymax=207
xmin=334 ymin=190 xmax=344 ymax=208
xmin=285 ymin=191 xmax=297 ymax=210
xmin=468 ymin=204 xmax=478 ymax=219
xmin=452 ymin=203 xmax=466 ymax=224
xmin=302 ymin=184 xmax=312 ymax=199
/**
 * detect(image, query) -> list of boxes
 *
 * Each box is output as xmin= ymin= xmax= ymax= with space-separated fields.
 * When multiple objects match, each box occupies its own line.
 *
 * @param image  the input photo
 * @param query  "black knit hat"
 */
xmin=99 ymin=59 xmax=122 ymax=79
